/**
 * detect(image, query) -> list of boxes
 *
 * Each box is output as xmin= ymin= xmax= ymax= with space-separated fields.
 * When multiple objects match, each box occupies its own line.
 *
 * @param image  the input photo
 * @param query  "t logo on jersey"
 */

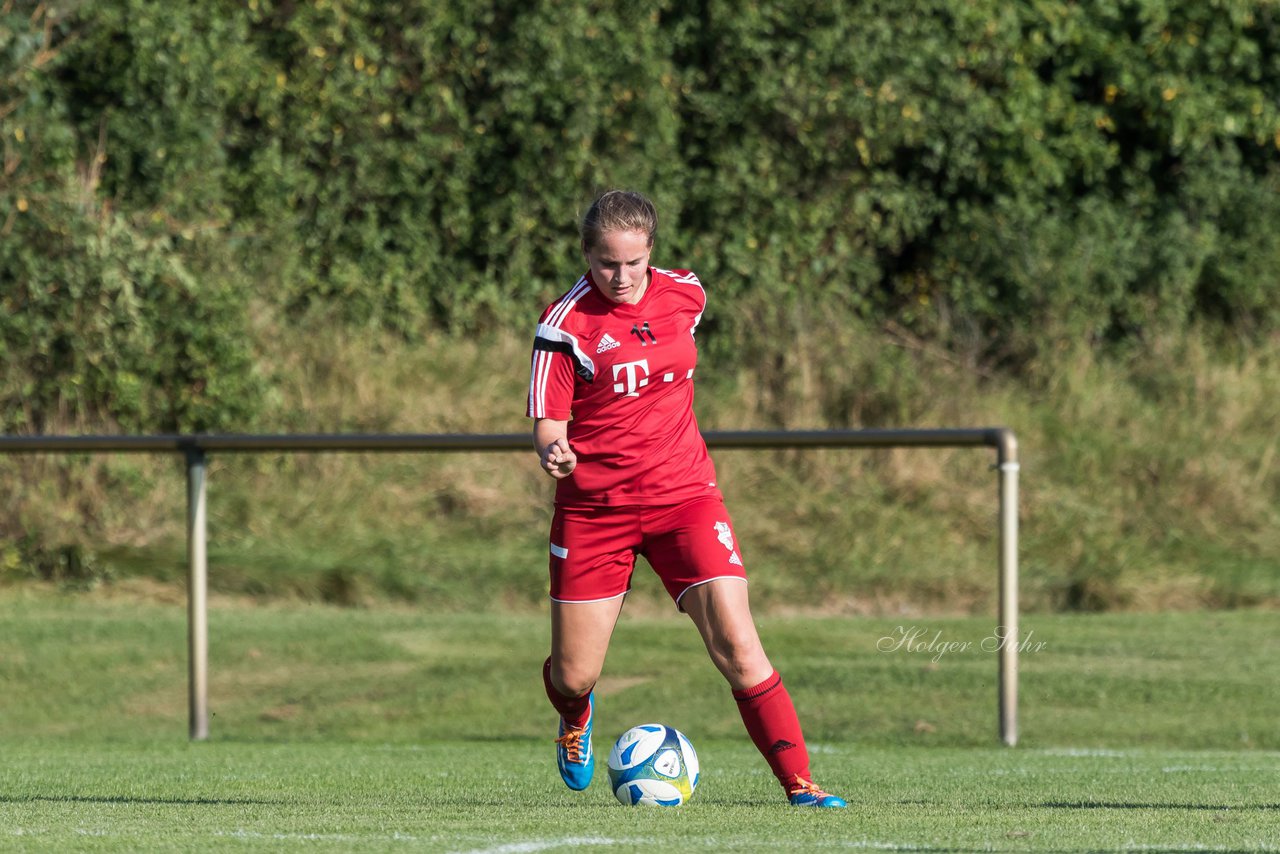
xmin=612 ymin=359 xmax=650 ymax=397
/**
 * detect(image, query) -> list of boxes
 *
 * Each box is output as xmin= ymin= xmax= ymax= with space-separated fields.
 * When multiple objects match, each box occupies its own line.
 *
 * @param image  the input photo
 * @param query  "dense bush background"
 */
xmin=2 ymin=0 xmax=1277 ymax=610
xmin=6 ymin=0 xmax=1278 ymax=410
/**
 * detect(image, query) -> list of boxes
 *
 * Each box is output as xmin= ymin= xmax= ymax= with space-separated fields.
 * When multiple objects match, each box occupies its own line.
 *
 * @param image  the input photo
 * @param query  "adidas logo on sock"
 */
xmin=768 ymin=739 xmax=797 ymax=755
xmin=597 ymin=333 xmax=620 ymax=354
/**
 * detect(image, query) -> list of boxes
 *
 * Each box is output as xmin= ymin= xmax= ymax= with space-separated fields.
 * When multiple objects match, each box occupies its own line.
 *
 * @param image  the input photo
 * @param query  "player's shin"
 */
xmin=732 ymin=670 xmax=812 ymax=785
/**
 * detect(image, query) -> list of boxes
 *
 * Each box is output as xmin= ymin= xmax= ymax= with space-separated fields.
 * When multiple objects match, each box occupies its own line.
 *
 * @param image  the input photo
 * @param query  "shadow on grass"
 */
xmin=1038 ymin=801 xmax=1279 ymax=811
xmin=0 ymin=794 xmax=282 ymax=805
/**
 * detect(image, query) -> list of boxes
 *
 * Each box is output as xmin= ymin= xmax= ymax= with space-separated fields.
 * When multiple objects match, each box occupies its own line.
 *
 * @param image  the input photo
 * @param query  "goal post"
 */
xmin=0 ymin=428 xmax=1019 ymax=745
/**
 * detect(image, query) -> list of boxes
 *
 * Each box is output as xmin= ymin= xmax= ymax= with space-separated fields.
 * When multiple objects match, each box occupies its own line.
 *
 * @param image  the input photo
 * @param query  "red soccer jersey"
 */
xmin=526 ymin=267 xmax=721 ymax=508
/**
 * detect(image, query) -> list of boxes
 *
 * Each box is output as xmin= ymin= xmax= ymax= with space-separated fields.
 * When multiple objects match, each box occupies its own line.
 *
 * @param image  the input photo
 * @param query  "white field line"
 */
xmin=9 ymin=829 xmax=1273 ymax=852
xmin=1118 ymin=847 xmax=1279 ymax=853
xmin=1037 ymin=747 xmax=1280 ymax=759
xmin=453 ymin=841 xmax=1274 ymax=853
xmin=452 ymin=838 xmax=652 ymax=854
xmin=452 ymin=841 xmax=932 ymax=854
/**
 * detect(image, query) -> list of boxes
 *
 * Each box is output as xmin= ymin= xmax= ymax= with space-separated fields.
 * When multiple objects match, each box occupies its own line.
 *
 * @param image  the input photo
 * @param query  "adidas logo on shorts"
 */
xmin=597 ymin=333 xmax=620 ymax=353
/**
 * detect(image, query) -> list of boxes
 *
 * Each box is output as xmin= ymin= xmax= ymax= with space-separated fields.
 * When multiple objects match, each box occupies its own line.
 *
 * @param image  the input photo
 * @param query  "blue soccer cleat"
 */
xmin=787 ymin=776 xmax=848 ymax=808
xmin=555 ymin=692 xmax=595 ymax=791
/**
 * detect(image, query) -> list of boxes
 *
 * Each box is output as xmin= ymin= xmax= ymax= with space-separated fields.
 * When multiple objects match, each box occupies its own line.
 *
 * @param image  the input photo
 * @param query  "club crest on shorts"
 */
xmin=714 ymin=521 xmax=734 ymax=551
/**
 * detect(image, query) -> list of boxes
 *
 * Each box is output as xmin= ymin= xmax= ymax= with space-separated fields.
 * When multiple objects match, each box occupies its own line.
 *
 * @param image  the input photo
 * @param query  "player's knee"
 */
xmin=709 ymin=629 xmax=768 ymax=679
xmin=551 ymin=664 xmax=597 ymax=698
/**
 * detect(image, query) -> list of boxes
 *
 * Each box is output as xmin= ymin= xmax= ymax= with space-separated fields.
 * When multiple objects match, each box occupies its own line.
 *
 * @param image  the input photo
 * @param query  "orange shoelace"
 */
xmin=555 ymin=728 xmax=587 ymax=763
xmin=787 ymin=776 xmax=828 ymax=798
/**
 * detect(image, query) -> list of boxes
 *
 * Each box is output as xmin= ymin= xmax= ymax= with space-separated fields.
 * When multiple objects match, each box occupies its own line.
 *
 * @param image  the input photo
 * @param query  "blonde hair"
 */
xmin=579 ymin=190 xmax=658 ymax=251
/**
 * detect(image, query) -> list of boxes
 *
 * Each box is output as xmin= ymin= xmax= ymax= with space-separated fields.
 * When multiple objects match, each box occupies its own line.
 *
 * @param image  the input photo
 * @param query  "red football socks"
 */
xmin=542 ymin=657 xmax=592 ymax=730
xmin=733 ymin=670 xmax=812 ymax=787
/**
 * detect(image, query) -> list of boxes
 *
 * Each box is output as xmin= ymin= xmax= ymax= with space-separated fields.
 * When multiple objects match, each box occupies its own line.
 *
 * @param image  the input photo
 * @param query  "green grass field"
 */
xmin=1 ymin=590 xmax=1276 ymax=851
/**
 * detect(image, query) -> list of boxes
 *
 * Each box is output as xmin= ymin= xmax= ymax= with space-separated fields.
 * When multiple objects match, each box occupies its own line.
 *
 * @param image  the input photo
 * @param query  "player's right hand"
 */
xmin=540 ymin=438 xmax=576 ymax=479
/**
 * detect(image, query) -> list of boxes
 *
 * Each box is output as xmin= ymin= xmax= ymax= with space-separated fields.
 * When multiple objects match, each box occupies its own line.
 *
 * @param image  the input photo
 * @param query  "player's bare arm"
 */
xmin=533 ymin=418 xmax=576 ymax=479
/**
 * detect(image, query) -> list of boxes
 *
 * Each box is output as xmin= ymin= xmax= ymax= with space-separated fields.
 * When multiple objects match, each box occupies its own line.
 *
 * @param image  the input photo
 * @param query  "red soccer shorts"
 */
xmin=548 ymin=496 xmax=748 ymax=610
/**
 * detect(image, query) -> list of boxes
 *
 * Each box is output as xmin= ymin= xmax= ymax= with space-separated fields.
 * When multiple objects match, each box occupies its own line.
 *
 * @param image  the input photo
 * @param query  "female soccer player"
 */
xmin=525 ymin=190 xmax=845 ymax=808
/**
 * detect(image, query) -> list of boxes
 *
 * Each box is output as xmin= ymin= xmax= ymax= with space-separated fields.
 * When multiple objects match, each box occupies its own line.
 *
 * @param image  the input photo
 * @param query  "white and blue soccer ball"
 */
xmin=607 ymin=724 xmax=699 ymax=806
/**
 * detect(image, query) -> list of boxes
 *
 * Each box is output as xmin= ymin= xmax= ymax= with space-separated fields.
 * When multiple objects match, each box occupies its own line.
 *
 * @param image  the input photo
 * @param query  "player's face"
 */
xmin=584 ymin=229 xmax=652 ymax=305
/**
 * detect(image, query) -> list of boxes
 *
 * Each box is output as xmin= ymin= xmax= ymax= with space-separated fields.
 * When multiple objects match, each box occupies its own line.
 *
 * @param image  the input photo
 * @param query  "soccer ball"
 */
xmin=607 ymin=724 xmax=699 ymax=806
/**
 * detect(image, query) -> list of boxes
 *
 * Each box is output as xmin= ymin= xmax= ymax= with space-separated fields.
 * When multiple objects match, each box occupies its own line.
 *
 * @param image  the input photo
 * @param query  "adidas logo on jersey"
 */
xmin=596 ymin=333 xmax=620 ymax=354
